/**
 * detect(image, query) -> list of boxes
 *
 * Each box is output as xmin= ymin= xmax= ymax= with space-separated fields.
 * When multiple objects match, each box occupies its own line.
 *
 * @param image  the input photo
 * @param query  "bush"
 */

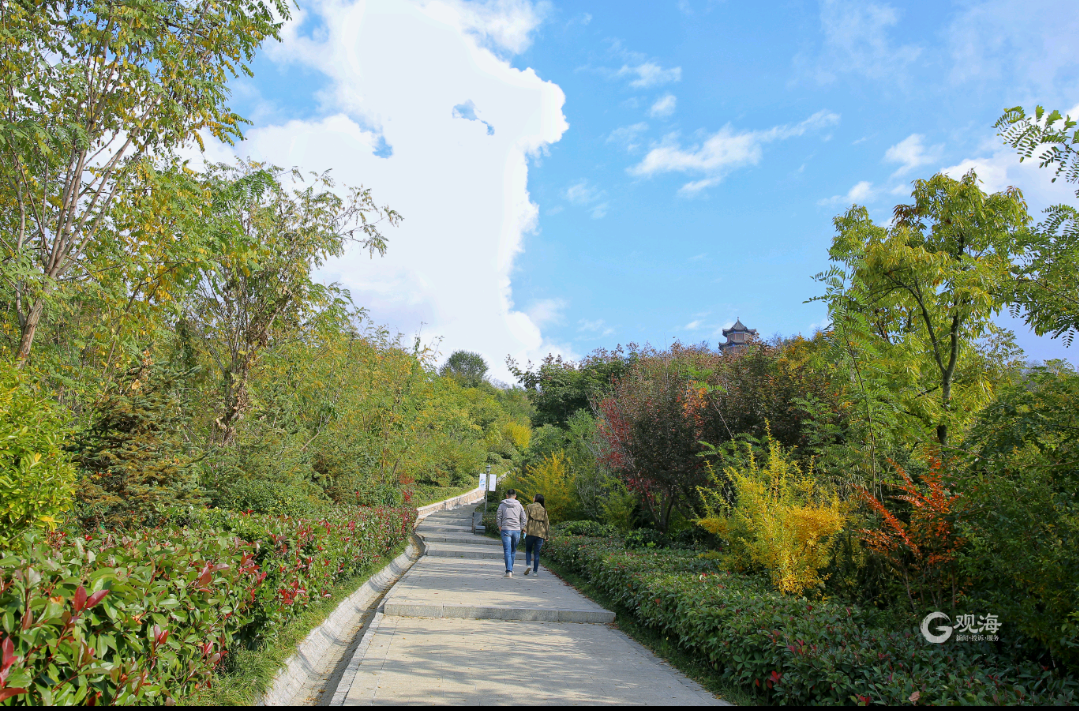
xmin=624 ymin=528 xmax=667 ymax=549
xmin=512 ymin=451 xmax=578 ymax=523
xmin=0 ymin=365 xmax=76 ymax=549
xmin=545 ymin=536 xmax=1078 ymax=705
xmin=0 ymin=505 xmax=414 ymax=704
xmin=697 ymin=436 xmax=846 ymax=596
xmin=553 ymin=520 xmax=617 ymax=538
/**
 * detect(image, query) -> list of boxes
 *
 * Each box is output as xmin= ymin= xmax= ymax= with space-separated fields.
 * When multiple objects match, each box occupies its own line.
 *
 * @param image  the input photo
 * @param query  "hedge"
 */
xmin=0 ymin=505 xmax=414 ymax=705
xmin=546 ymin=536 xmax=1078 ymax=705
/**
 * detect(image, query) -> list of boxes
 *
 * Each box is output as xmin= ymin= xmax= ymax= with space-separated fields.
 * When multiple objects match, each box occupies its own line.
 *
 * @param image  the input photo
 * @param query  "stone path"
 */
xmin=332 ymin=504 xmax=727 ymax=706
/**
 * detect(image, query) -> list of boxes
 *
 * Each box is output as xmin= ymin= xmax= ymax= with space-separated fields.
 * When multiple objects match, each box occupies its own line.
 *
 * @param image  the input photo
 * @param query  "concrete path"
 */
xmin=333 ymin=504 xmax=726 ymax=706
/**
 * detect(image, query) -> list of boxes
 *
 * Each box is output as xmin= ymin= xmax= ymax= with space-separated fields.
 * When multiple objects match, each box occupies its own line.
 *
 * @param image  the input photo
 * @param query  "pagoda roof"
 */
xmin=722 ymin=318 xmax=758 ymax=337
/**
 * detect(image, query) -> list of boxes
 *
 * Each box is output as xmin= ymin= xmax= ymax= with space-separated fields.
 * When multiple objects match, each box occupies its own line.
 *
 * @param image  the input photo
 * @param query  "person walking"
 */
xmin=523 ymin=494 xmax=549 ymax=577
xmin=496 ymin=489 xmax=527 ymax=578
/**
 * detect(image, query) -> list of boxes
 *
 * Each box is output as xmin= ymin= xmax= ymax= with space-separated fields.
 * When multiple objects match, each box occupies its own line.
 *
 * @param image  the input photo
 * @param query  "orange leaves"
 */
xmin=859 ymin=455 xmax=965 ymax=609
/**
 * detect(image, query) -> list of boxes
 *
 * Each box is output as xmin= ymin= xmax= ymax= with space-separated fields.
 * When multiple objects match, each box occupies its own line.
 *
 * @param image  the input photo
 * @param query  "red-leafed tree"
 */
xmin=595 ymin=345 xmax=717 ymax=532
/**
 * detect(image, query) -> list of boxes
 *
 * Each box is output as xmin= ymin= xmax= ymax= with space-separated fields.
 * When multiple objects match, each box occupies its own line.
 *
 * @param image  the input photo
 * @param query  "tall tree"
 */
xmin=0 ymin=0 xmax=287 ymax=362
xmin=439 ymin=350 xmax=488 ymax=388
xmin=818 ymin=171 xmax=1028 ymax=447
xmin=188 ymin=162 xmax=399 ymax=444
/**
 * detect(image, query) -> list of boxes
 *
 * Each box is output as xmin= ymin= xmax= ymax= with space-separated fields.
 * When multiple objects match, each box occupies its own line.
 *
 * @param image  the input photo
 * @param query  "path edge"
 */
xmin=257 ymin=488 xmax=483 ymax=706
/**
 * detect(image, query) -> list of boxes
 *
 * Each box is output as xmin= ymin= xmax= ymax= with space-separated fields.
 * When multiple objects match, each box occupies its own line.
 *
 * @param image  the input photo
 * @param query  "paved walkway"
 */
xmin=333 ymin=504 xmax=726 ymax=706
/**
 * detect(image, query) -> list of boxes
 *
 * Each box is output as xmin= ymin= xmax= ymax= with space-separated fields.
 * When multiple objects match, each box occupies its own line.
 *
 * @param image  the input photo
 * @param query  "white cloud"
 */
xmin=607 ymin=122 xmax=649 ymax=152
xmin=564 ymin=179 xmax=609 ymax=218
xmin=819 ymin=180 xmax=877 ymax=206
xmin=578 ymin=318 xmax=615 ymax=337
xmin=616 ymin=62 xmax=682 ymax=88
xmin=648 ymin=94 xmax=677 ymax=118
xmin=948 ymin=0 xmax=1079 ymax=98
xmin=201 ymin=0 xmax=569 ymax=382
xmin=884 ymin=134 xmax=943 ymax=177
xmin=629 ymin=110 xmax=840 ymax=194
xmin=526 ymin=297 xmax=567 ymax=327
xmin=684 ymin=319 xmax=703 ymax=330
xmin=804 ymin=0 xmax=921 ymax=83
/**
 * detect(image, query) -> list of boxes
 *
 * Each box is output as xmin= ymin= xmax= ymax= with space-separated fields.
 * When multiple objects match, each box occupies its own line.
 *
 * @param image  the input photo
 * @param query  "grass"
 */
xmin=187 ymin=539 xmax=410 ymax=706
xmin=542 ymin=555 xmax=758 ymax=707
xmin=409 ymin=483 xmax=479 ymax=508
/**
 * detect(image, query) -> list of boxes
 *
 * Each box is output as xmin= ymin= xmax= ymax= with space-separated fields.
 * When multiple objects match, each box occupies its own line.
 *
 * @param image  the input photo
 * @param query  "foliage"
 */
xmin=958 ymin=365 xmax=1079 ymax=667
xmin=698 ymin=436 xmax=846 ymax=596
xmin=0 ymin=364 xmax=75 ymax=549
xmin=995 ymin=106 xmax=1079 ymax=345
xmin=508 ymin=452 xmax=578 ymax=524
xmin=815 ymin=171 xmax=1029 ymax=447
xmin=859 ymin=456 xmax=965 ymax=613
xmin=507 ymin=349 xmax=629 ymax=428
xmin=552 ymin=520 xmax=616 ymax=538
xmin=73 ymin=354 xmax=201 ymax=528
xmin=0 ymin=505 xmax=413 ymax=705
xmin=439 ymin=351 xmax=488 ymax=388
xmin=546 ymin=536 xmax=1078 ymax=705
xmin=187 ymin=162 xmax=399 ymax=443
xmin=596 ymin=345 xmax=715 ymax=532
xmin=0 ymin=0 xmax=288 ymax=361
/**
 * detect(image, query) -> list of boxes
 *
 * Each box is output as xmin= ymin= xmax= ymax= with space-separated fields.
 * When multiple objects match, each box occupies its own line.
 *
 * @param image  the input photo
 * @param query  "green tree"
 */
xmin=996 ymin=105 xmax=1079 ymax=344
xmin=186 ymin=162 xmax=398 ymax=443
xmin=439 ymin=350 xmax=488 ymax=388
xmin=0 ymin=0 xmax=288 ymax=362
xmin=507 ymin=350 xmax=629 ymax=428
xmin=817 ymin=171 xmax=1028 ymax=447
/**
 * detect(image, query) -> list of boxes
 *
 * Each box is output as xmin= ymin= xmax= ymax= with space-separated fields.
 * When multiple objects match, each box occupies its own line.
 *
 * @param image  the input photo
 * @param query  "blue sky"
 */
xmin=203 ymin=0 xmax=1079 ymax=379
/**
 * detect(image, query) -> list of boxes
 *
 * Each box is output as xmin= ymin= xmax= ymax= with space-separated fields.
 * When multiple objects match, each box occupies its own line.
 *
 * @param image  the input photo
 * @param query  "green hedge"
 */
xmin=0 ymin=505 xmax=414 ymax=705
xmin=546 ymin=536 xmax=1078 ymax=705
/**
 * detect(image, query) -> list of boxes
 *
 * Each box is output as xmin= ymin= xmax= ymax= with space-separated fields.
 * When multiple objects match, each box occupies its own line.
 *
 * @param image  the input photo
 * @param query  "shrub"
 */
xmin=860 ymin=456 xmax=964 ymax=613
xmin=511 ymin=451 xmax=578 ymax=523
xmin=553 ymin=520 xmax=617 ymax=538
xmin=698 ymin=437 xmax=846 ymax=595
xmin=0 ymin=365 xmax=76 ymax=549
xmin=545 ymin=537 xmax=1078 ymax=705
xmin=0 ymin=505 xmax=414 ymax=704
xmin=624 ymin=528 xmax=667 ymax=549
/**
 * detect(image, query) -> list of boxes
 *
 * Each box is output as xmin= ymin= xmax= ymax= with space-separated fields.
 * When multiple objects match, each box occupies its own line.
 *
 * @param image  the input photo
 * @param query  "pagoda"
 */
xmin=719 ymin=318 xmax=758 ymax=354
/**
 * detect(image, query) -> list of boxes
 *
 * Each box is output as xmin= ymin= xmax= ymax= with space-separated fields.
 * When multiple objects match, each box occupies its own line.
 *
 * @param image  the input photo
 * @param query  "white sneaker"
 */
xmin=504 ymin=571 xmax=512 ymax=578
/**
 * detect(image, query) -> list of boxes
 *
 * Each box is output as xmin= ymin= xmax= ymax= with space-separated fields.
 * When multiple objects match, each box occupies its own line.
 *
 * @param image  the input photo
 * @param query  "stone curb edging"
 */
xmin=415 ymin=486 xmax=486 ymax=520
xmin=260 ymin=486 xmax=483 ymax=707
xmin=381 ymin=600 xmax=615 ymax=624
xmin=257 ymin=537 xmax=422 ymax=706
xmin=329 ymin=534 xmax=430 ymax=706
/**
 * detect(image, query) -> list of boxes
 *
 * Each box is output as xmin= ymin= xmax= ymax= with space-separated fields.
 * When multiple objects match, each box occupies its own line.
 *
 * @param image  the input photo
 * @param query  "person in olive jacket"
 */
xmin=523 ymin=494 xmax=550 ymax=576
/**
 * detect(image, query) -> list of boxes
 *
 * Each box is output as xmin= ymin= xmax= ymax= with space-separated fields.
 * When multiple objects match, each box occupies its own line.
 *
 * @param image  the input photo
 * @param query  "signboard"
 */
xmin=479 ymin=473 xmax=488 ymax=491
xmin=487 ymin=473 xmax=497 ymax=491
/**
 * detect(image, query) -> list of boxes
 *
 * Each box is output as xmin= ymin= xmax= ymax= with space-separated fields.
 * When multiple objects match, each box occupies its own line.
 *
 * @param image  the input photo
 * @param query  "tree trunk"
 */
xmin=14 ymin=297 xmax=45 ymax=364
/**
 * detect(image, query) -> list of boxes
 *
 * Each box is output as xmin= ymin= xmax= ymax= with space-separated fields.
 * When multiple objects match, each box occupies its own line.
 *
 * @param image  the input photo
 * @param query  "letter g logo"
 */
xmin=920 ymin=611 xmax=953 ymax=644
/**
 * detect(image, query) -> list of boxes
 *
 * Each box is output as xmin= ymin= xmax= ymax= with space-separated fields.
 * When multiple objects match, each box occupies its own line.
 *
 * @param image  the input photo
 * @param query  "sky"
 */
xmin=201 ymin=0 xmax=1079 ymax=381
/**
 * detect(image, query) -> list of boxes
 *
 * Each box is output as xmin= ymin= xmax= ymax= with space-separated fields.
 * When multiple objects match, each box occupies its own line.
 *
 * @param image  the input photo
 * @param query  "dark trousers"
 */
xmin=524 ymin=535 xmax=544 ymax=571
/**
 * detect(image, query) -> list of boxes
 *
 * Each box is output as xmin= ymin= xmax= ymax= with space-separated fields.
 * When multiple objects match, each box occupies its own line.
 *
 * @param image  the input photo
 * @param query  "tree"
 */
xmin=817 ymin=171 xmax=1029 ymax=447
xmin=0 ymin=0 xmax=288 ymax=362
xmin=187 ymin=162 xmax=399 ymax=444
xmin=439 ymin=350 xmax=488 ymax=388
xmin=595 ymin=346 xmax=712 ymax=532
xmin=996 ymin=106 xmax=1079 ymax=345
xmin=507 ymin=349 xmax=629 ymax=428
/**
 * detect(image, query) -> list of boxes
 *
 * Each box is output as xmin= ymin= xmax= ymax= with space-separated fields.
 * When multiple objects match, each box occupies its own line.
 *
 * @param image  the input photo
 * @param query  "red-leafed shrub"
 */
xmin=859 ymin=456 xmax=965 ymax=612
xmin=0 ymin=505 xmax=414 ymax=705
